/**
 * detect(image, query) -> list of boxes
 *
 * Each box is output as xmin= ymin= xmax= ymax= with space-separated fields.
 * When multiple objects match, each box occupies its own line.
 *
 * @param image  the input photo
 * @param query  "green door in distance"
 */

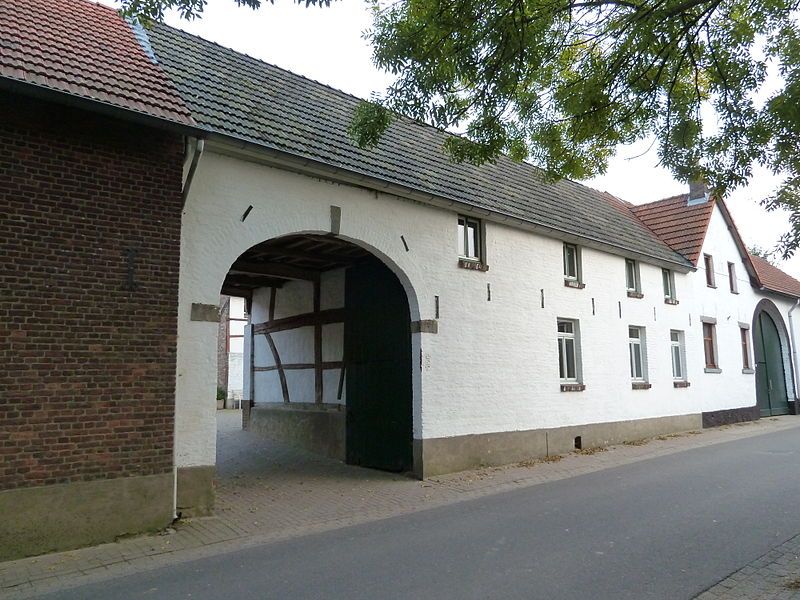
xmin=754 ymin=311 xmax=790 ymax=417
xmin=344 ymin=258 xmax=413 ymax=472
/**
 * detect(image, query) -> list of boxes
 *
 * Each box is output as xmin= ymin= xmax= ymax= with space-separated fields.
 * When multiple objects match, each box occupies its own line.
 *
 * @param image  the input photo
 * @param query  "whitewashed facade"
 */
xmin=175 ymin=142 xmax=799 ymax=484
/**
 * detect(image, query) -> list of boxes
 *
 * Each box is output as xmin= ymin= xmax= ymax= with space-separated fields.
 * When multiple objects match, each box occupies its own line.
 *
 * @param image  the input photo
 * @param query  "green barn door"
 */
xmin=755 ymin=312 xmax=790 ymax=416
xmin=344 ymin=258 xmax=413 ymax=472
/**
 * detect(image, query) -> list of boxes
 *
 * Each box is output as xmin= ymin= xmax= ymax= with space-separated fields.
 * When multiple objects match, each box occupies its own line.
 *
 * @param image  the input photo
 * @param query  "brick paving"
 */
xmin=696 ymin=534 xmax=800 ymax=599
xmin=3 ymin=412 xmax=800 ymax=599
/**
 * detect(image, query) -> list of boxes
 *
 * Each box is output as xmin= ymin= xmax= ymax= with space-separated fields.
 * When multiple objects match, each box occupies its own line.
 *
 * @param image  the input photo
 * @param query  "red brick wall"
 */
xmin=0 ymin=94 xmax=184 ymax=490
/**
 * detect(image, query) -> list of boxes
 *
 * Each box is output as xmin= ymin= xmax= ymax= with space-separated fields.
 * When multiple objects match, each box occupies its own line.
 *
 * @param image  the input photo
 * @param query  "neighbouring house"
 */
xmin=3 ymin=0 xmax=800 ymax=561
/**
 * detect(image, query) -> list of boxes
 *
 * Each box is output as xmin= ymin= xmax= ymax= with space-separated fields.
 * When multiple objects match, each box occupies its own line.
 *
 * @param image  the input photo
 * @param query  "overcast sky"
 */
xmin=103 ymin=0 xmax=800 ymax=276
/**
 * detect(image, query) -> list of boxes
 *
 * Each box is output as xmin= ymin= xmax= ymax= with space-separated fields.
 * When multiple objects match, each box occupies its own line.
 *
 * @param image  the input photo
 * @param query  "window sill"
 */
xmin=704 ymin=367 xmax=722 ymax=374
xmin=742 ymin=368 xmax=755 ymax=374
xmin=664 ymin=297 xmax=679 ymax=305
xmin=457 ymin=258 xmax=488 ymax=272
xmin=673 ymin=380 xmax=691 ymax=388
xmin=627 ymin=290 xmax=644 ymax=299
xmin=564 ymin=279 xmax=585 ymax=289
xmin=631 ymin=382 xmax=652 ymax=390
xmin=560 ymin=383 xmax=586 ymax=392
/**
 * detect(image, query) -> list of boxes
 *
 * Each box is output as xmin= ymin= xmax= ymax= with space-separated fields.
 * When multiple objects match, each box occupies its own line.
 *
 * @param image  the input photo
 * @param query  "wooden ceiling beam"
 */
xmin=230 ymin=261 xmax=320 ymax=281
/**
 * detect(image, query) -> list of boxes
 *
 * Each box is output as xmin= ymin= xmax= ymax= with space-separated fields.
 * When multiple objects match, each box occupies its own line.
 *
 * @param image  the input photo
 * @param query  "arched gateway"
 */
xmin=224 ymin=234 xmax=414 ymax=472
xmin=752 ymin=299 xmax=795 ymax=416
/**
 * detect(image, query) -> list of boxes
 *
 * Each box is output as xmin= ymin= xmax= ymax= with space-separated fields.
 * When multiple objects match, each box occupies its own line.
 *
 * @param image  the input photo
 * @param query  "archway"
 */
xmin=752 ymin=299 xmax=795 ymax=417
xmin=220 ymin=233 xmax=414 ymax=473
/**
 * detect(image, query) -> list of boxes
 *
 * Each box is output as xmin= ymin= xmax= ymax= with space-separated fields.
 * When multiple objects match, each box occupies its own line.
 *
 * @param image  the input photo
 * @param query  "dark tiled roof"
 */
xmin=0 ymin=0 xmax=194 ymax=126
xmin=144 ymin=24 xmax=691 ymax=268
xmin=630 ymin=194 xmax=715 ymax=266
xmin=750 ymin=255 xmax=800 ymax=298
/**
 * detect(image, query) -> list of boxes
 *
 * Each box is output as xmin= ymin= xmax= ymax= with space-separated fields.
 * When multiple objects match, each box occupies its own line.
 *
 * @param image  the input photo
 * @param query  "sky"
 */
xmin=101 ymin=0 xmax=800 ymax=276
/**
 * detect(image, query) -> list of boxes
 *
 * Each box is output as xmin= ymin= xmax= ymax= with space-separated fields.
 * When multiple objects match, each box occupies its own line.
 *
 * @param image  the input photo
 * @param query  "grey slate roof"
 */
xmin=145 ymin=24 xmax=691 ymax=268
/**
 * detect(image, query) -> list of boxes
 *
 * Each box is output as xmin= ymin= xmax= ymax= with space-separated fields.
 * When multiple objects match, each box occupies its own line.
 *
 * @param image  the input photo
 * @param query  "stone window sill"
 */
xmin=742 ymin=368 xmax=755 ymax=374
xmin=664 ymin=297 xmax=679 ymax=305
xmin=673 ymin=380 xmax=691 ymax=388
xmin=627 ymin=290 xmax=644 ymax=299
xmin=561 ymin=383 xmax=586 ymax=392
xmin=564 ymin=279 xmax=586 ymax=289
xmin=632 ymin=382 xmax=652 ymax=390
xmin=458 ymin=258 xmax=489 ymax=272
xmin=704 ymin=367 xmax=722 ymax=374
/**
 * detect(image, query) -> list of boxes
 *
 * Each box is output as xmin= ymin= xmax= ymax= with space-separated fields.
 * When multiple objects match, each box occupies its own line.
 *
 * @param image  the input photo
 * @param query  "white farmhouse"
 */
xmin=140 ymin=24 xmax=800 ymax=513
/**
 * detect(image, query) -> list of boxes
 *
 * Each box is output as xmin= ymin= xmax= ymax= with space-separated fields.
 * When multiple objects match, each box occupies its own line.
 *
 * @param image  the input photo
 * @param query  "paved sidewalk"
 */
xmin=696 ymin=533 xmax=800 ymax=599
xmin=3 ymin=413 xmax=800 ymax=599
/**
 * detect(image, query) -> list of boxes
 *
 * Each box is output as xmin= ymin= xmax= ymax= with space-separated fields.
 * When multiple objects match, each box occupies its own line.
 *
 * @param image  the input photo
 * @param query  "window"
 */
xmin=557 ymin=319 xmax=580 ymax=382
xmin=625 ymin=259 xmax=640 ymax=292
xmin=728 ymin=262 xmax=738 ymax=293
xmin=458 ymin=215 xmax=482 ymax=261
xmin=628 ymin=326 xmax=647 ymax=381
xmin=704 ymin=254 xmax=716 ymax=287
xmin=670 ymin=330 xmax=686 ymax=381
xmin=703 ymin=321 xmax=718 ymax=370
xmin=741 ymin=327 xmax=751 ymax=370
xmin=563 ymin=243 xmax=580 ymax=281
xmin=662 ymin=268 xmax=676 ymax=301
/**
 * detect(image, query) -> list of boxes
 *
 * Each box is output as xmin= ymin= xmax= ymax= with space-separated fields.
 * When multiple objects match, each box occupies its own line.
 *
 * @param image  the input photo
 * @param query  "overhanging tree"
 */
xmin=122 ymin=0 xmax=800 ymax=256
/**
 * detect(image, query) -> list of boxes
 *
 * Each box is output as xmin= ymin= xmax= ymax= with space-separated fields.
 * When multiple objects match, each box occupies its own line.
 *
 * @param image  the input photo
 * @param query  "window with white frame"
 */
xmin=557 ymin=319 xmax=580 ymax=382
xmin=662 ymin=268 xmax=676 ymax=301
xmin=563 ymin=243 xmax=580 ymax=282
xmin=457 ymin=215 xmax=482 ymax=261
xmin=670 ymin=330 xmax=686 ymax=381
xmin=628 ymin=326 xmax=647 ymax=381
xmin=625 ymin=259 xmax=640 ymax=293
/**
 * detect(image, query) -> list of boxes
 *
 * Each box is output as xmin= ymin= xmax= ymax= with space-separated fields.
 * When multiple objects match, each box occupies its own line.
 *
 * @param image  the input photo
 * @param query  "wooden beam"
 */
xmin=314 ymin=278 xmax=323 ymax=404
xmin=220 ymin=285 xmax=255 ymax=299
xmin=250 ymin=246 xmax=358 ymax=265
xmin=254 ymin=361 xmax=343 ymax=372
xmin=224 ymin=274 xmax=288 ymax=288
xmin=231 ymin=261 xmax=320 ymax=282
xmin=253 ymin=308 xmax=345 ymax=335
xmin=264 ymin=332 xmax=290 ymax=404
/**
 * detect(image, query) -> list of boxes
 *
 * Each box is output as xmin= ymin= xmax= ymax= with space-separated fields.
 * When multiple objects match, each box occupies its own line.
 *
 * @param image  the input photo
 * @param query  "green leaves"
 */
xmin=118 ymin=0 xmax=330 ymax=25
xmin=359 ymin=0 xmax=800 ymax=254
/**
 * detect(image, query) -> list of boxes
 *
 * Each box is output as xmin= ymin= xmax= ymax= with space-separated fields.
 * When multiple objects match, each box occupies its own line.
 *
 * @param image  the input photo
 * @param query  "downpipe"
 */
xmin=788 ymin=298 xmax=800 ymax=404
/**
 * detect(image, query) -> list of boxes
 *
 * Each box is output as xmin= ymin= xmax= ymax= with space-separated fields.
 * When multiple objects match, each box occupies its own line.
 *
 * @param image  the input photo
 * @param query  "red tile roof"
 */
xmin=750 ymin=255 xmax=800 ymax=298
xmin=0 ymin=0 xmax=195 ymax=126
xmin=630 ymin=194 xmax=715 ymax=266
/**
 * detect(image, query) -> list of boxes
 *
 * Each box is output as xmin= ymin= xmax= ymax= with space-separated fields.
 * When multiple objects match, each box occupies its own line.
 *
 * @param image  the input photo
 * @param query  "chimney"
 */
xmin=687 ymin=179 xmax=709 ymax=206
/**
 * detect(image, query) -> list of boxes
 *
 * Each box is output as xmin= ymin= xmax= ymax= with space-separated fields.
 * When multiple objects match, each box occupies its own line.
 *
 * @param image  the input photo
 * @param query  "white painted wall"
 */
xmin=175 ymin=149 xmax=797 ymax=470
xmin=249 ymin=269 xmax=346 ymax=405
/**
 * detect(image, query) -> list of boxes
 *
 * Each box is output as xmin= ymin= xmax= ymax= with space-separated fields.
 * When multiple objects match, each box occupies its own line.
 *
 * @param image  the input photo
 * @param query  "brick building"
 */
xmin=0 ymin=0 xmax=201 ymax=560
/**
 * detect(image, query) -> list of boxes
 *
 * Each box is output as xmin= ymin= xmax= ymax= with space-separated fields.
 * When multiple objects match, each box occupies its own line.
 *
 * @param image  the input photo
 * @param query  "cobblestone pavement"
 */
xmin=3 ymin=412 xmax=800 ymax=599
xmin=696 ymin=533 xmax=800 ymax=599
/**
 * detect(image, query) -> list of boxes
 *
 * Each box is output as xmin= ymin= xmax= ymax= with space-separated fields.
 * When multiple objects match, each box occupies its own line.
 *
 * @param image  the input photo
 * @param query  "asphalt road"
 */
xmin=45 ymin=427 xmax=800 ymax=600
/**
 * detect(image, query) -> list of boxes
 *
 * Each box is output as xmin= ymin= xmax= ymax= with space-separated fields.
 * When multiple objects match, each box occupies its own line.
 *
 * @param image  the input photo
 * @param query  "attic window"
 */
xmin=704 ymin=254 xmax=716 ymax=288
xmin=728 ymin=262 xmax=738 ymax=294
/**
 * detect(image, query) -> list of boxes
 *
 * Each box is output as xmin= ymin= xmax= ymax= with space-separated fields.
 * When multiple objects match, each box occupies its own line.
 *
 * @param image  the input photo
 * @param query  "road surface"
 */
xmin=44 ymin=426 xmax=800 ymax=599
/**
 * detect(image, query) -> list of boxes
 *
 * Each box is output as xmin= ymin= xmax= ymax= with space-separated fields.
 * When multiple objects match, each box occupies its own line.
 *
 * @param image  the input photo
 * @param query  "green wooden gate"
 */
xmin=343 ymin=258 xmax=413 ymax=472
xmin=754 ymin=311 xmax=790 ymax=417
